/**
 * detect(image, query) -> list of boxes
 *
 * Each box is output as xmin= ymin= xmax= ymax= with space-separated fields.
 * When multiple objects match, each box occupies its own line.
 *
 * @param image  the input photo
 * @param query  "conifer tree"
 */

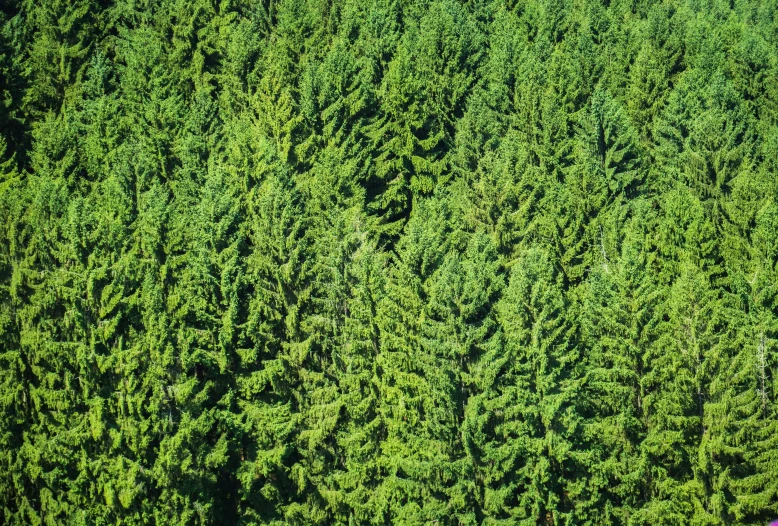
xmin=364 ymin=1 xmax=482 ymax=242
xmin=577 ymin=205 xmax=662 ymax=522
xmin=329 ymin=232 xmax=386 ymax=523
xmin=465 ymin=246 xmax=581 ymax=524
xmin=237 ymin=158 xmax=313 ymax=523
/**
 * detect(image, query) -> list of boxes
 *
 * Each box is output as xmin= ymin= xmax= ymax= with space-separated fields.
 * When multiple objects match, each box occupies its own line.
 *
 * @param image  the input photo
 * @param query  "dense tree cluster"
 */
xmin=1 ymin=0 xmax=778 ymax=523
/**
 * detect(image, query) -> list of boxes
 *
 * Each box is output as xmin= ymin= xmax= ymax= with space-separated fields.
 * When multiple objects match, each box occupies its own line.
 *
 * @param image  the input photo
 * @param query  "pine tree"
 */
xmin=637 ymin=264 xmax=724 ymax=524
xmin=465 ymin=246 xmax=581 ymax=524
xmin=561 ymin=86 xmax=643 ymax=283
xmin=364 ymin=0 xmax=482 ymax=243
xmin=0 ymin=136 xmax=30 ymax=524
xmin=329 ymin=230 xmax=387 ymax=523
xmin=577 ymin=205 xmax=663 ymax=523
xmin=20 ymin=0 xmax=101 ymax=118
xmin=372 ymin=197 xmax=471 ymax=524
xmin=237 ymin=161 xmax=312 ymax=523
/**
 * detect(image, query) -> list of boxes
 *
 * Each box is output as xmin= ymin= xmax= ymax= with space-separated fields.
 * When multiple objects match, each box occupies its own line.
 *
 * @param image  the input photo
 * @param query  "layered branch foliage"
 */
xmin=2 ymin=0 xmax=778 ymax=523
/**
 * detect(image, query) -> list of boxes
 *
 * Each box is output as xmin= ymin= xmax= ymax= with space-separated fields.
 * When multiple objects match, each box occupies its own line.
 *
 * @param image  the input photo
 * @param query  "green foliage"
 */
xmin=1 ymin=0 xmax=778 ymax=524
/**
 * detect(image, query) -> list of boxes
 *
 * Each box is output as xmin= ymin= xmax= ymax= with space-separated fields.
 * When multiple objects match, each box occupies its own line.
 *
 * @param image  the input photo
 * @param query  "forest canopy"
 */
xmin=1 ymin=0 xmax=778 ymax=524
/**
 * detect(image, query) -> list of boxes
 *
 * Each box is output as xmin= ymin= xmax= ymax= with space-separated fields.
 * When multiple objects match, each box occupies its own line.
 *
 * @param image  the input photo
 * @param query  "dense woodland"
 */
xmin=1 ymin=0 xmax=778 ymax=524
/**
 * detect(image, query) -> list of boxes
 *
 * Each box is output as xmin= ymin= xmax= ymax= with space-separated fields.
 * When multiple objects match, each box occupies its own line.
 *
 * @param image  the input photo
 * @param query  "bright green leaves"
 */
xmin=560 ymin=87 xmax=644 ymax=282
xmin=577 ymin=87 xmax=644 ymax=199
xmin=464 ymin=247 xmax=579 ymax=524
xmin=577 ymin=209 xmax=663 ymax=522
xmin=3 ymin=0 xmax=778 ymax=524
xmin=364 ymin=0 xmax=482 ymax=241
xmin=20 ymin=0 xmax=99 ymax=117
